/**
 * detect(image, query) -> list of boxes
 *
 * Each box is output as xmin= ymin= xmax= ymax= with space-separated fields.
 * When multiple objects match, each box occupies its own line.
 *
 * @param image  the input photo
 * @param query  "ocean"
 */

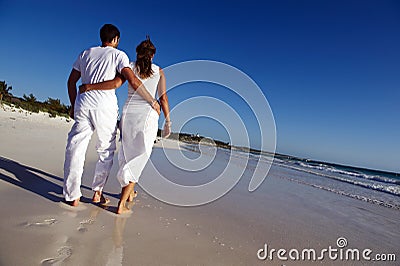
xmin=181 ymin=143 xmax=400 ymax=211
xmin=270 ymin=155 xmax=400 ymax=210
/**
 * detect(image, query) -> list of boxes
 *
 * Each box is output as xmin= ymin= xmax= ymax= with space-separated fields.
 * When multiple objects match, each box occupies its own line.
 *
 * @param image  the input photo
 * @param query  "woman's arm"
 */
xmin=79 ymin=74 xmax=125 ymax=94
xmin=157 ymin=69 xmax=171 ymax=138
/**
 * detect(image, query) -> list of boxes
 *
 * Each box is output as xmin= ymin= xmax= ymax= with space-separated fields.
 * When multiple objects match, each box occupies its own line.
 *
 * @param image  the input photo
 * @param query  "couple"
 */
xmin=63 ymin=24 xmax=170 ymax=214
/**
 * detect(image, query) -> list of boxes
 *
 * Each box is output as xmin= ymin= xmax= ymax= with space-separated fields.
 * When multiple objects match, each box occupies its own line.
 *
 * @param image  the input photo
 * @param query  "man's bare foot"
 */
xmin=117 ymin=201 xmax=132 ymax=215
xmin=127 ymin=191 xmax=137 ymax=202
xmin=66 ymin=199 xmax=80 ymax=207
xmin=92 ymin=191 xmax=102 ymax=202
xmin=92 ymin=191 xmax=110 ymax=205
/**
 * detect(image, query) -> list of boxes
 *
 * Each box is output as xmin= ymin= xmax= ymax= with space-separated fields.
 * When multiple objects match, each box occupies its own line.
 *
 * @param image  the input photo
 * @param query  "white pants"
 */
xmin=63 ymin=108 xmax=118 ymax=201
xmin=117 ymin=106 xmax=158 ymax=187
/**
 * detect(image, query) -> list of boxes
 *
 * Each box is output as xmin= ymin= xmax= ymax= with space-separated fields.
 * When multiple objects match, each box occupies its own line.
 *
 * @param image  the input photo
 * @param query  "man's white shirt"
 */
xmin=73 ymin=46 xmax=130 ymax=110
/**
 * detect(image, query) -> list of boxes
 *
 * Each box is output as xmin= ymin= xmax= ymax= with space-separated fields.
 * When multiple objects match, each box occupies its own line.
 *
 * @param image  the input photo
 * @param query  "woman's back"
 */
xmin=126 ymin=62 xmax=160 ymax=106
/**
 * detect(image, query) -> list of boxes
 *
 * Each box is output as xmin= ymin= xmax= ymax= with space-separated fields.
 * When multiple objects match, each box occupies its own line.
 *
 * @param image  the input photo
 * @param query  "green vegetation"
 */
xmin=0 ymin=80 xmax=70 ymax=118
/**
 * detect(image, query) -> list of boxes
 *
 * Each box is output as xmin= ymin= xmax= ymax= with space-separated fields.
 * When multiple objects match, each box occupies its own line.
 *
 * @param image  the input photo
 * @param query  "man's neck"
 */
xmin=101 ymin=42 xmax=114 ymax=48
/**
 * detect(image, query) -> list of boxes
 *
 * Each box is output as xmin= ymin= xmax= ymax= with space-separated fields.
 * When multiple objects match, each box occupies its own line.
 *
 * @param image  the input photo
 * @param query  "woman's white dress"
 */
xmin=117 ymin=63 xmax=160 ymax=186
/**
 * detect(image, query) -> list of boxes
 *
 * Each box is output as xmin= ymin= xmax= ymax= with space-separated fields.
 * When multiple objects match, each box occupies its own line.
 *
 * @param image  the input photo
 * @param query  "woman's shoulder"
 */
xmin=151 ymin=63 xmax=160 ymax=73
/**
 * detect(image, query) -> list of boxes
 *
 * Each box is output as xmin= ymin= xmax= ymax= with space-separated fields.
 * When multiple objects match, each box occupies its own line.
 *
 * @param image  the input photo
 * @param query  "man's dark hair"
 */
xmin=100 ymin=24 xmax=120 ymax=43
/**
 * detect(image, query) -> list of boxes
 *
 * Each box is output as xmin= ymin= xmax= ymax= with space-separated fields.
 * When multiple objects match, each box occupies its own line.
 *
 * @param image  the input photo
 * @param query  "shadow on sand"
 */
xmin=0 ymin=156 xmax=119 ymax=204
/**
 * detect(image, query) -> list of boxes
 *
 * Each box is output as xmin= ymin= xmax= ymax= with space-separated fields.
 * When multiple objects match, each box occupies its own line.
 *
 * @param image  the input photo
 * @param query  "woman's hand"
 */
xmin=162 ymin=121 xmax=171 ymax=138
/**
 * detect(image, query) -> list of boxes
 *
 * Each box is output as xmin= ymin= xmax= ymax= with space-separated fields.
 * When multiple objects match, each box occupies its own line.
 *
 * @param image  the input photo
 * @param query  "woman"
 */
xmin=81 ymin=37 xmax=171 ymax=214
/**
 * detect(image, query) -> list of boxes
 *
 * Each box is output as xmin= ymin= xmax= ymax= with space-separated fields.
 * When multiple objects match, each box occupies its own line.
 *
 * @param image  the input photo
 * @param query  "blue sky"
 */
xmin=0 ymin=0 xmax=399 ymax=173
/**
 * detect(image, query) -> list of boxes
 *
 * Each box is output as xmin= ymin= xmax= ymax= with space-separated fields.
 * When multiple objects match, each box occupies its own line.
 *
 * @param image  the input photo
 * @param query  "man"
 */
xmin=64 ymin=24 xmax=160 ymax=207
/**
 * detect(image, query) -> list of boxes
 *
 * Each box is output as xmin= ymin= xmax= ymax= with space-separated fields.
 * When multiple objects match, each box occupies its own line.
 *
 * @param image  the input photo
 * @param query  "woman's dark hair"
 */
xmin=135 ymin=36 xmax=156 ymax=79
xmin=100 ymin=24 xmax=120 ymax=43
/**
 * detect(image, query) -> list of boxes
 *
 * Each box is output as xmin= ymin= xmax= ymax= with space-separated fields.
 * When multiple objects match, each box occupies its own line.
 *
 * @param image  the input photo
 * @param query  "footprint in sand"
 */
xmin=41 ymin=246 xmax=72 ymax=265
xmin=23 ymin=218 xmax=58 ymax=227
xmin=77 ymin=227 xmax=88 ymax=233
xmin=77 ymin=218 xmax=95 ymax=233
xmin=80 ymin=218 xmax=95 ymax=225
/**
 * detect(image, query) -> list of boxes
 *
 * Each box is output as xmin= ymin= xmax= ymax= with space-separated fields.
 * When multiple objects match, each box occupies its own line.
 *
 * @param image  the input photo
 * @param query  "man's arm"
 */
xmin=67 ymin=69 xmax=81 ymax=119
xmin=79 ymin=74 xmax=126 ymax=94
xmin=120 ymin=67 xmax=161 ymax=115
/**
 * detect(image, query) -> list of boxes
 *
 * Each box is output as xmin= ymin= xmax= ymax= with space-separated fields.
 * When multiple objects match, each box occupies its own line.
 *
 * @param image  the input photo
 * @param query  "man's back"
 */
xmin=73 ymin=46 xmax=129 ymax=110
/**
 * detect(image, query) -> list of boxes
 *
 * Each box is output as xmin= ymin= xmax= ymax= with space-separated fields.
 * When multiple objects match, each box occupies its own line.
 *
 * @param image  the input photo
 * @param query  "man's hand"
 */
xmin=151 ymin=100 xmax=161 ymax=115
xmin=79 ymin=84 xmax=89 ymax=94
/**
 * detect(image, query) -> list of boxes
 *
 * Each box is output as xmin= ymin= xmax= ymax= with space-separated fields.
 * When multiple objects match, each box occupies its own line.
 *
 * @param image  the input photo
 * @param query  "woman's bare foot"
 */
xmin=126 ymin=200 xmax=135 ymax=210
xmin=127 ymin=191 xmax=137 ymax=202
xmin=117 ymin=201 xmax=132 ymax=215
xmin=117 ymin=182 xmax=134 ymax=214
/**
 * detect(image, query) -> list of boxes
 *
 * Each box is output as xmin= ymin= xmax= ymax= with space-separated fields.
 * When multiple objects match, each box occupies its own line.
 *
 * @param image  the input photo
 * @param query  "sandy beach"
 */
xmin=0 ymin=105 xmax=398 ymax=266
